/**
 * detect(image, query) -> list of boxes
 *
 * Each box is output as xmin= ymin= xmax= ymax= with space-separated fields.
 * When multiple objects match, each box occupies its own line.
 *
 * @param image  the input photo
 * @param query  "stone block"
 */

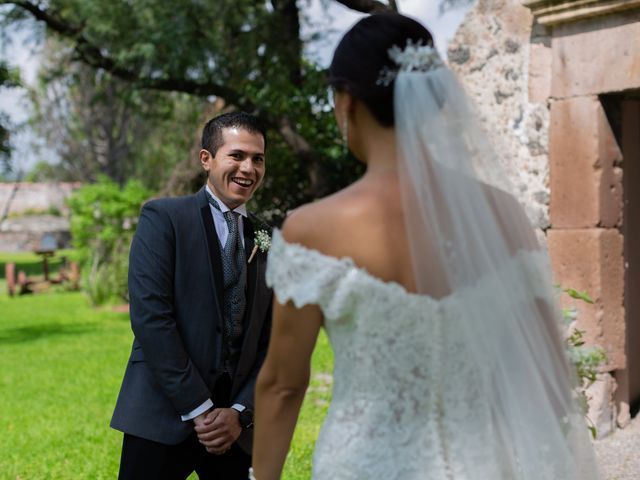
xmin=549 ymin=96 xmax=623 ymax=228
xmin=529 ymin=40 xmax=552 ymax=103
xmin=551 ymin=11 xmax=640 ymax=98
xmin=586 ymin=372 xmax=617 ymax=439
xmin=617 ymin=401 xmax=631 ymax=429
xmin=547 ymin=228 xmax=625 ymax=370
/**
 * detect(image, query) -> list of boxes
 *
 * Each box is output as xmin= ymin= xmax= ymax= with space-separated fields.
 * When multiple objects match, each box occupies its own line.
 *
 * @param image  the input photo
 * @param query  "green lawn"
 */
xmin=0 ymin=269 xmax=332 ymax=478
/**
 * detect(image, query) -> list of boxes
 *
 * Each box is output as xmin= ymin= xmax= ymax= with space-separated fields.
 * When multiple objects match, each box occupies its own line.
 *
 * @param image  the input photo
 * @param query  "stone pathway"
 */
xmin=594 ymin=415 xmax=640 ymax=479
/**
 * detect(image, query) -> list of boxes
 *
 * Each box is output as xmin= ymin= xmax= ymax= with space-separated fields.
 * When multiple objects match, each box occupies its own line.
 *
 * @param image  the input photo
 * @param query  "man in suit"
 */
xmin=111 ymin=111 xmax=273 ymax=479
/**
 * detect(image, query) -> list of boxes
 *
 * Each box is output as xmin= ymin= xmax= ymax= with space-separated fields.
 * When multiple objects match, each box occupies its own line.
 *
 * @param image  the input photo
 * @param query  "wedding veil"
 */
xmin=391 ymin=41 xmax=601 ymax=478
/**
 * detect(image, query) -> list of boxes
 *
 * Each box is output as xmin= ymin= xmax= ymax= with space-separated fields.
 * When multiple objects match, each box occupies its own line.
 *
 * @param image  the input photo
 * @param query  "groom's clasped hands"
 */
xmin=194 ymin=408 xmax=242 ymax=455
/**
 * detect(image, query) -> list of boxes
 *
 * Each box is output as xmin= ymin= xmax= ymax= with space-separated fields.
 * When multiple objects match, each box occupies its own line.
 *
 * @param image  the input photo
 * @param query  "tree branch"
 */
xmin=271 ymin=0 xmax=303 ymax=86
xmin=2 ymin=0 xmax=82 ymax=35
xmin=4 ymin=0 xmax=332 ymax=197
xmin=332 ymin=0 xmax=392 ymax=13
xmin=3 ymin=1 xmax=258 ymax=114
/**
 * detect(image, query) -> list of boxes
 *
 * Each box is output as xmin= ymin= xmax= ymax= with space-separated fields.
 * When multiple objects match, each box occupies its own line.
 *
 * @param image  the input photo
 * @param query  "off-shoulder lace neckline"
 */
xmin=271 ymin=229 xmax=432 ymax=302
xmin=270 ymin=229 xmax=547 ymax=307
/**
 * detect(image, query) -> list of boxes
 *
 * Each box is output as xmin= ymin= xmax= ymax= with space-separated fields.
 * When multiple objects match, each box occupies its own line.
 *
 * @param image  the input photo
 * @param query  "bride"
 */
xmin=251 ymin=12 xmax=601 ymax=480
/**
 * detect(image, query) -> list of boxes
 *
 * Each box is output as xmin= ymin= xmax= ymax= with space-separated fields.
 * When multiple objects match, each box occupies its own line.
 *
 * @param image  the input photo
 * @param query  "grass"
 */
xmin=0 ymin=291 xmax=131 ymax=479
xmin=284 ymin=331 xmax=333 ymax=478
xmin=0 ymin=256 xmax=332 ymax=479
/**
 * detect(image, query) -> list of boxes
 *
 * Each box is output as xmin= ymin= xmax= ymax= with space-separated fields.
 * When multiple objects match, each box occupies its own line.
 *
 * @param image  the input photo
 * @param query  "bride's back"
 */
xmin=283 ymin=171 xmax=418 ymax=294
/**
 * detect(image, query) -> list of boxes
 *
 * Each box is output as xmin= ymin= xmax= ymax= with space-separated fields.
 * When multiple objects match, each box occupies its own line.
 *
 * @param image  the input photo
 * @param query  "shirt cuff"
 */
xmin=181 ymin=399 xmax=214 ymax=421
xmin=230 ymin=403 xmax=246 ymax=412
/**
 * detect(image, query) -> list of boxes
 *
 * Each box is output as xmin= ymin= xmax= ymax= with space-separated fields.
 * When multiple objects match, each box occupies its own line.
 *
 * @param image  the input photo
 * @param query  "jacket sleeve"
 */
xmin=128 ymin=201 xmax=211 ymax=415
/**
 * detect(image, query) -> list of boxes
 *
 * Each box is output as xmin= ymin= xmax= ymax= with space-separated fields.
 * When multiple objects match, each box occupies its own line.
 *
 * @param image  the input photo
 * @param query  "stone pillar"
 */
xmin=547 ymin=229 xmax=625 ymax=367
xmin=548 ymin=96 xmax=623 ymax=229
xmin=547 ymin=93 xmax=625 ymax=364
xmin=524 ymin=3 xmax=640 ymax=435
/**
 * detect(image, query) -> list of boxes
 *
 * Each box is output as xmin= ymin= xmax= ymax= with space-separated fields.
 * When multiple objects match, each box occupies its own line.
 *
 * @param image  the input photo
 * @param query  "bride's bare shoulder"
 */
xmin=281 ymin=185 xmax=375 ymax=253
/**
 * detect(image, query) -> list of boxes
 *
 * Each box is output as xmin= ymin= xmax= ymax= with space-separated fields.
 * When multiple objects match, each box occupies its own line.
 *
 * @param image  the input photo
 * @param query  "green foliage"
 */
xmin=0 ymin=290 xmax=332 ymax=478
xmin=246 ymin=60 xmax=365 ymax=222
xmin=30 ymin=46 xmax=205 ymax=188
xmin=564 ymin=287 xmax=594 ymax=304
xmin=67 ymin=177 xmax=150 ymax=305
xmin=560 ymin=287 xmax=608 ymax=438
xmin=3 ymin=0 xmax=366 ymax=217
xmin=130 ymin=93 xmax=204 ymax=192
xmin=24 ymin=159 xmax=78 ymax=183
xmin=0 ymin=61 xmax=21 ymax=88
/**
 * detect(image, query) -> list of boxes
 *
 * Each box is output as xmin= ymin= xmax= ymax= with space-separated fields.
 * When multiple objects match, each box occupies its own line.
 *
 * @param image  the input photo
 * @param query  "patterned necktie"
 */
xmin=206 ymin=192 xmax=246 ymax=374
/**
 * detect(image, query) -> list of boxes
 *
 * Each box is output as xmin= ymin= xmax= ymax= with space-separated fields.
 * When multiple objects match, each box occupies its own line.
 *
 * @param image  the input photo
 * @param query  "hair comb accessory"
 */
xmin=376 ymin=39 xmax=444 ymax=86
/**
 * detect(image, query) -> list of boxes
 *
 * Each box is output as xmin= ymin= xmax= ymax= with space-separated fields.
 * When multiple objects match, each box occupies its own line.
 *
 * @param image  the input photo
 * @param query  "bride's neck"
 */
xmin=362 ymin=127 xmax=397 ymax=176
xmin=349 ymin=102 xmax=397 ymax=176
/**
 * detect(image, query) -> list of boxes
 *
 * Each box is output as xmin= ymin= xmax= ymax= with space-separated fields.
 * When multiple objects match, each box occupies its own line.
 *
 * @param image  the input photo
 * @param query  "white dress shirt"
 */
xmin=180 ymin=186 xmax=248 ymax=421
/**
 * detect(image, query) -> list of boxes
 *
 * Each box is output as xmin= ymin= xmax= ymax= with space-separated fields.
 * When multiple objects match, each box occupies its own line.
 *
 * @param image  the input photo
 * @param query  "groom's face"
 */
xmin=200 ymin=127 xmax=266 ymax=209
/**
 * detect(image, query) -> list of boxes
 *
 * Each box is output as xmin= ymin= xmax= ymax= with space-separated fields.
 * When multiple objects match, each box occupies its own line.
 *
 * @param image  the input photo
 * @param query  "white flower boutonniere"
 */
xmin=248 ymin=229 xmax=271 ymax=264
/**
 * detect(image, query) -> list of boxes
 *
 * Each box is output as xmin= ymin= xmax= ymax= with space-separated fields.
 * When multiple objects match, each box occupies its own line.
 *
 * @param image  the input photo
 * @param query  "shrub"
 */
xmin=67 ymin=177 xmax=150 ymax=305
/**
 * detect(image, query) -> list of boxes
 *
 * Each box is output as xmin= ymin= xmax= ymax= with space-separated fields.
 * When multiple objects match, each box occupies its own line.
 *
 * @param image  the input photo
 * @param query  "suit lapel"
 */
xmin=243 ymin=215 xmax=257 ymax=329
xmin=199 ymin=192 xmax=224 ymax=309
xmin=233 ymin=215 xmax=261 ymax=385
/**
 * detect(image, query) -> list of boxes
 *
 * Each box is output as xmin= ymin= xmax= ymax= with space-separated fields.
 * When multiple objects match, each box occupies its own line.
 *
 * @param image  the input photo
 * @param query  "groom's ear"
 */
xmin=199 ymin=149 xmax=212 ymax=172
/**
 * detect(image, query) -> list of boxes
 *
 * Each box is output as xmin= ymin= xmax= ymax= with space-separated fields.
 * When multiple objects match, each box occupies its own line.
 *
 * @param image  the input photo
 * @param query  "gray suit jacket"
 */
xmin=110 ymin=187 xmax=272 ymax=454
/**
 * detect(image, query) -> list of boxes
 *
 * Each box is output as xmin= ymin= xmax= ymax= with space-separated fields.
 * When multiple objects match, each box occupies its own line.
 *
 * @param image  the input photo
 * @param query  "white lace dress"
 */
xmin=266 ymin=230 xmax=570 ymax=480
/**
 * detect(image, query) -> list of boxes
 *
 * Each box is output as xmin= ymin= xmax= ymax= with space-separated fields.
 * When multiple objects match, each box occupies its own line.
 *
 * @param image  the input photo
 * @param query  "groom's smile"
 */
xmin=231 ymin=177 xmax=254 ymax=188
xmin=201 ymin=127 xmax=266 ymax=209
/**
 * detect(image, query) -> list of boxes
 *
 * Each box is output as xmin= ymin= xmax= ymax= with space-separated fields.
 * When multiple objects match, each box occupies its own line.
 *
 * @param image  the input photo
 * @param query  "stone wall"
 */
xmin=0 ymin=182 xmax=81 ymax=251
xmin=448 ymin=0 xmax=640 ymax=437
xmin=0 ymin=182 xmax=80 ymax=217
xmin=544 ymin=10 xmax=640 ymax=434
xmin=447 ymin=0 xmax=551 ymax=232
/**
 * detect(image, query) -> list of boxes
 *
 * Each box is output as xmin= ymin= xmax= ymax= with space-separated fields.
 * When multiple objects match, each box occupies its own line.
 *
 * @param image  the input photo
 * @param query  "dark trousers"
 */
xmin=118 ymin=374 xmax=250 ymax=480
xmin=118 ymin=432 xmax=251 ymax=480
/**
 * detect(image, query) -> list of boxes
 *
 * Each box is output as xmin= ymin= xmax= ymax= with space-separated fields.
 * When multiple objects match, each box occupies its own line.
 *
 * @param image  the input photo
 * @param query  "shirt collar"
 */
xmin=205 ymin=185 xmax=248 ymax=217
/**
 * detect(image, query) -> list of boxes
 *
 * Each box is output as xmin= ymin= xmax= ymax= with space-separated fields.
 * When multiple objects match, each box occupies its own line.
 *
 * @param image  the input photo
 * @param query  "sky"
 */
xmin=0 ymin=0 xmax=471 ymax=175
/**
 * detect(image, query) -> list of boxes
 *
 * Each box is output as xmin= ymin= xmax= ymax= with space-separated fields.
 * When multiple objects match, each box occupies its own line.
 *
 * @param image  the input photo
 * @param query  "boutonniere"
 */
xmin=248 ymin=229 xmax=271 ymax=264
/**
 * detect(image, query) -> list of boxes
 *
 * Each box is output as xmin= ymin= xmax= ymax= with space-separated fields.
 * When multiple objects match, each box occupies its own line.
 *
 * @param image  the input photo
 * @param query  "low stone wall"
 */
xmin=0 ymin=182 xmax=81 ymax=217
xmin=0 ymin=216 xmax=72 ymax=251
xmin=0 ymin=182 xmax=80 ymax=251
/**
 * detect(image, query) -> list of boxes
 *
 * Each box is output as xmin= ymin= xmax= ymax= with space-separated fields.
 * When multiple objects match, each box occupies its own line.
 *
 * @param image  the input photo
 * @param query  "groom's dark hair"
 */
xmin=328 ymin=13 xmax=434 ymax=127
xmin=202 ymin=111 xmax=267 ymax=156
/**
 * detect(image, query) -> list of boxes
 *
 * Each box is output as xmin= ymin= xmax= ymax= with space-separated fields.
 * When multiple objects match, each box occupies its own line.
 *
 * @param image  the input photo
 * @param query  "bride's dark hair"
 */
xmin=328 ymin=12 xmax=434 ymax=127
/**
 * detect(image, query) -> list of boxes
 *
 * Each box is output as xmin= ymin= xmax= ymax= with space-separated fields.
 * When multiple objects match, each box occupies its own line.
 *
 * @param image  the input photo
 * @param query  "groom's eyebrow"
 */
xmin=229 ymin=148 xmax=265 ymax=158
